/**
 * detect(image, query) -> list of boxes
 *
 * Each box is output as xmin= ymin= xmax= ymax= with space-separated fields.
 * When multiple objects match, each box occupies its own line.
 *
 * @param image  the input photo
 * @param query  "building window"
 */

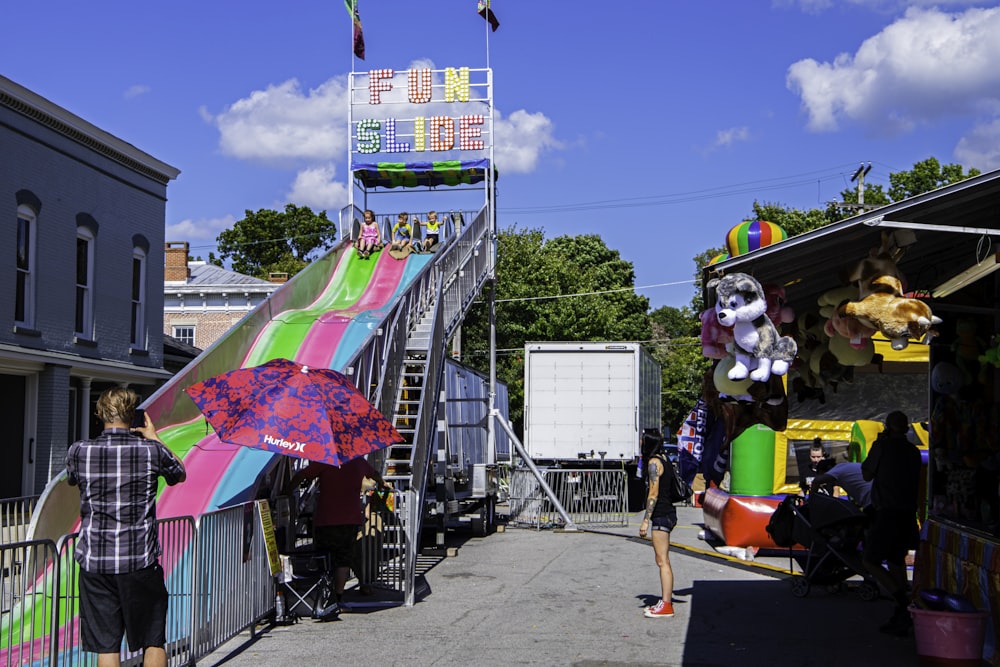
xmin=75 ymin=229 xmax=95 ymax=338
xmin=173 ymin=325 xmax=195 ymax=346
xmin=131 ymin=249 xmax=146 ymax=349
xmin=15 ymin=206 xmax=36 ymax=327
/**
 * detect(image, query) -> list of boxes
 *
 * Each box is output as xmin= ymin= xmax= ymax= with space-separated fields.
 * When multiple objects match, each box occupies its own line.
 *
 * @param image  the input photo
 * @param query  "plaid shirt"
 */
xmin=66 ymin=428 xmax=185 ymax=574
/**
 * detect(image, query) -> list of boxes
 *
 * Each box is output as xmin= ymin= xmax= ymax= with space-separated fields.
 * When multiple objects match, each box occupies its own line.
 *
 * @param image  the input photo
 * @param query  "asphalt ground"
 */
xmin=202 ymin=505 xmax=923 ymax=667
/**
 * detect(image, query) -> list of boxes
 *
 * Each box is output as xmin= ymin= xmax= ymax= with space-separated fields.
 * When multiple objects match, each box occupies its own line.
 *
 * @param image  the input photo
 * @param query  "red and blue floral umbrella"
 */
xmin=184 ymin=358 xmax=402 ymax=466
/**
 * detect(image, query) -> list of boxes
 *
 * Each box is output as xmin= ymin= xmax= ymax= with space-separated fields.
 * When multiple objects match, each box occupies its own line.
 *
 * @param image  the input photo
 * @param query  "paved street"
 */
xmin=203 ymin=506 xmax=920 ymax=667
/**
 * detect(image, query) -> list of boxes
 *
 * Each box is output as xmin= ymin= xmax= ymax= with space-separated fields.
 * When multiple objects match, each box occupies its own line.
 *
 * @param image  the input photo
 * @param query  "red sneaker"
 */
xmin=644 ymin=600 xmax=674 ymax=618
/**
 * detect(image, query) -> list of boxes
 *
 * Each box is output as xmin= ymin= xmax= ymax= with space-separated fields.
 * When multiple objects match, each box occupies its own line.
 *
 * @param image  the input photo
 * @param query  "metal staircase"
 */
xmin=342 ymin=206 xmax=494 ymax=605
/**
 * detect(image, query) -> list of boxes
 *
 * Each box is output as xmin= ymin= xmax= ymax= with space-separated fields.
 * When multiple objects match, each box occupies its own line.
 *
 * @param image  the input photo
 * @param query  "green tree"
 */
xmin=833 ymin=158 xmax=981 ymax=214
xmin=751 ymin=201 xmax=833 ymax=237
xmin=688 ymin=246 xmax=728 ymax=314
xmin=658 ymin=337 xmax=709 ymax=435
xmin=649 ymin=305 xmax=697 ymax=339
xmin=836 ymin=181 xmax=890 ymax=215
xmin=885 ymin=157 xmax=981 ymax=201
xmin=460 ymin=226 xmax=652 ymax=434
xmin=216 ymin=204 xmax=337 ymax=278
xmin=645 ymin=305 xmax=705 ymax=432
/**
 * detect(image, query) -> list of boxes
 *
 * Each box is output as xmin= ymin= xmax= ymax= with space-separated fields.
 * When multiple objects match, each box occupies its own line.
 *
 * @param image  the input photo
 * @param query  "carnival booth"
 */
xmin=694 ymin=172 xmax=1000 ymax=665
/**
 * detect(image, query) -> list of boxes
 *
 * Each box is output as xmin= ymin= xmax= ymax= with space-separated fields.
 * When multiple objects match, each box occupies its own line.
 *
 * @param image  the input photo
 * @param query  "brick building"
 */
xmin=0 ymin=75 xmax=179 ymax=496
xmin=163 ymin=241 xmax=283 ymax=351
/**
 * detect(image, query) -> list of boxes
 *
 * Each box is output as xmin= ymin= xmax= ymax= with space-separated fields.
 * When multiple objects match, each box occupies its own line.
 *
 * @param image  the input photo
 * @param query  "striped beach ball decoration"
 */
xmin=708 ymin=252 xmax=730 ymax=265
xmin=726 ymin=220 xmax=787 ymax=257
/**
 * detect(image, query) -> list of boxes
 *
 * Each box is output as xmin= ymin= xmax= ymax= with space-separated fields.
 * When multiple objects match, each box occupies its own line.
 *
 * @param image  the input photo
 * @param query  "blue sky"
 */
xmin=7 ymin=1 xmax=1000 ymax=311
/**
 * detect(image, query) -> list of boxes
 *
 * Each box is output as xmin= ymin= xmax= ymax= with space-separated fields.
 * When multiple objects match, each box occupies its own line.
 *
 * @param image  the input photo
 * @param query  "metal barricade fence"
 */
xmin=191 ymin=504 xmax=274 ymax=662
xmin=357 ymin=491 xmax=405 ymax=595
xmin=1 ymin=496 xmax=39 ymax=545
xmin=0 ymin=538 xmax=58 ymax=666
xmin=506 ymin=468 xmax=629 ymax=529
xmin=53 ymin=516 xmax=196 ymax=667
xmin=1 ymin=497 xmax=39 ymax=582
xmin=0 ymin=494 xmax=411 ymax=665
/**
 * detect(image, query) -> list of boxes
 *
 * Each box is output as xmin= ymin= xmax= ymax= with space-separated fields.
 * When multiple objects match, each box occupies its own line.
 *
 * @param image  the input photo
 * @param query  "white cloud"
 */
xmin=215 ymin=64 xmax=563 ymax=203
xmin=955 ymin=119 xmax=1000 ymax=171
xmin=713 ymin=126 xmax=751 ymax=149
xmin=493 ymin=109 xmax=562 ymax=173
xmin=165 ymin=214 xmax=236 ymax=243
xmin=286 ymin=164 xmax=349 ymax=210
xmin=215 ymin=77 xmax=350 ymax=165
xmin=776 ymin=0 xmax=992 ymax=14
xmin=123 ymin=84 xmax=150 ymax=100
xmin=786 ymin=6 xmax=1000 ymax=133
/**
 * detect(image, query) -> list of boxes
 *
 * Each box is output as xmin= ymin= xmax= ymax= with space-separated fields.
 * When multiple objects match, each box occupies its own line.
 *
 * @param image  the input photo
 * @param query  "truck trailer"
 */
xmin=522 ymin=342 xmax=662 ymax=509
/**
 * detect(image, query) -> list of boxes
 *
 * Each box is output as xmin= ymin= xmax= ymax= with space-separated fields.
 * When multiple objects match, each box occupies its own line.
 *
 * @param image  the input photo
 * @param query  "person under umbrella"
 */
xmin=291 ymin=458 xmax=392 ymax=612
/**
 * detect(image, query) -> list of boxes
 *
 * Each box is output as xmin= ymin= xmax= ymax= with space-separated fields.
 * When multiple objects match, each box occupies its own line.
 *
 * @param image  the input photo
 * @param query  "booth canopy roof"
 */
xmin=705 ymin=168 xmax=1000 ymax=314
xmin=352 ymin=159 xmax=495 ymax=189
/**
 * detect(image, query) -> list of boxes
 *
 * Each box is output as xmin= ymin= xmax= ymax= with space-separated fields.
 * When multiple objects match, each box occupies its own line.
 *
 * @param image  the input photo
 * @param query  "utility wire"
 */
xmin=502 ymin=163 xmax=865 ymax=215
xmin=183 ymin=162 xmax=870 ymax=252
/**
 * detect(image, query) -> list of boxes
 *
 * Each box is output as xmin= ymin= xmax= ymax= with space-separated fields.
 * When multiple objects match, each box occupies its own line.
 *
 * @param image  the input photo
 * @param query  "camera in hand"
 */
xmin=131 ymin=408 xmax=146 ymax=429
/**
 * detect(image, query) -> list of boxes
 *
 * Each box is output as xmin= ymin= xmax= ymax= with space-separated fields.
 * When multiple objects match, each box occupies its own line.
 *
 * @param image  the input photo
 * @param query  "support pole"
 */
xmin=491 ymin=410 xmax=578 ymax=531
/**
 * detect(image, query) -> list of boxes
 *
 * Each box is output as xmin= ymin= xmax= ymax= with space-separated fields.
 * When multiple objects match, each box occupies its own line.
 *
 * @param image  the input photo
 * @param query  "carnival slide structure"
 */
xmin=3 ymin=200 xmax=496 ymax=664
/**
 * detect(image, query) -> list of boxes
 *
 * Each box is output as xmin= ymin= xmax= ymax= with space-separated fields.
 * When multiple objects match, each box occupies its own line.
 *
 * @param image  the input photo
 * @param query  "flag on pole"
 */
xmin=344 ymin=0 xmax=365 ymax=59
xmin=477 ymin=0 xmax=499 ymax=32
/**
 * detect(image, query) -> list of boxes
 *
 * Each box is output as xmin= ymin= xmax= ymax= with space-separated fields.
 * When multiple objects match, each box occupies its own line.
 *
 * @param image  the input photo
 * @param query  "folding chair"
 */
xmin=276 ymin=551 xmax=339 ymax=621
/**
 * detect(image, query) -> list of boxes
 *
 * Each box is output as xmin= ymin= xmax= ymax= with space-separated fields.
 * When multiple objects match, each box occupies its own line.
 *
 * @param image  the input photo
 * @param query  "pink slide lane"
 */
xmin=154 ymin=248 xmax=355 ymax=521
xmin=295 ymin=250 xmax=407 ymax=369
xmin=156 ymin=431 xmax=239 ymax=520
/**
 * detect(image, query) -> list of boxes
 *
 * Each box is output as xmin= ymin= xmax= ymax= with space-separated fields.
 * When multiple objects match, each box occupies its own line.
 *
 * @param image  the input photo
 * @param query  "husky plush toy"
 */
xmin=709 ymin=273 xmax=798 ymax=383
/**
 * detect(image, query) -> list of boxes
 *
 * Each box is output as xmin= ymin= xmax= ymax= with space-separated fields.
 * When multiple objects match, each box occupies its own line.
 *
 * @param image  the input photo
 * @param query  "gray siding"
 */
xmin=0 ymin=75 xmax=178 ymax=494
xmin=1 ymin=105 xmax=167 ymax=367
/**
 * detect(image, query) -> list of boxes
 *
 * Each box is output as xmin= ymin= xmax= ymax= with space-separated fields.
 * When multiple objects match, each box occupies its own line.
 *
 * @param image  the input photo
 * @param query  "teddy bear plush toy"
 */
xmin=709 ymin=273 xmax=798 ymax=382
xmin=840 ymin=275 xmax=941 ymax=350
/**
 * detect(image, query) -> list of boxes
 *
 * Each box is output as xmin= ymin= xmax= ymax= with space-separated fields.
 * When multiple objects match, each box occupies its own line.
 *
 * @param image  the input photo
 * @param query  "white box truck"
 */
xmin=523 ymin=342 xmax=662 ymax=508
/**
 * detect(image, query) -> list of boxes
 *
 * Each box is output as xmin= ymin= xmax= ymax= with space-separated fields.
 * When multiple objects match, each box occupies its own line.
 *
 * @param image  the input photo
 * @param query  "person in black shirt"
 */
xmin=861 ymin=410 xmax=921 ymax=636
xmin=638 ymin=431 xmax=676 ymax=618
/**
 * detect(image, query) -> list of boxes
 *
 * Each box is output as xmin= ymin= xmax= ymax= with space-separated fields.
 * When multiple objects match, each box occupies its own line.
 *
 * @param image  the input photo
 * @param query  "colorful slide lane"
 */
xmin=3 ymin=244 xmax=428 ymax=664
xmin=156 ymin=247 xmax=414 ymax=517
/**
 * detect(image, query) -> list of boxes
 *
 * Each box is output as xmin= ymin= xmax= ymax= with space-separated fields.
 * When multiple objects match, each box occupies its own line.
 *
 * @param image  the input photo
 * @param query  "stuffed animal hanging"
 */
xmin=700 ymin=307 xmax=734 ymax=359
xmin=840 ymin=275 xmax=941 ymax=350
xmin=708 ymin=273 xmax=798 ymax=382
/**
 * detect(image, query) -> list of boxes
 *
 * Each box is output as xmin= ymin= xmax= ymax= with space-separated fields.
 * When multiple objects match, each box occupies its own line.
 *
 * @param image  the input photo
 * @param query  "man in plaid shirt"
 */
xmin=66 ymin=387 xmax=186 ymax=667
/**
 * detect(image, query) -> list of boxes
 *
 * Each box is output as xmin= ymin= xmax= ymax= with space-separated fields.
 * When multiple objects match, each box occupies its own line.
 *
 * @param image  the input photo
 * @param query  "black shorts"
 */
xmin=426 ymin=234 xmax=439 ymax=244
xmin=314 ymin=525 xmax=360 ymax=568
xmin=78 ymin=562 xmax=168 ymax=653
xmin=651 ymin=505 xmax=678 ymax=532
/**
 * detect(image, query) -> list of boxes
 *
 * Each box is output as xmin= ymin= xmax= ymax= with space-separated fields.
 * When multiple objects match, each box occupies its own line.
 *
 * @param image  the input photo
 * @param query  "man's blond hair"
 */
xmin=95 ymin=387 xmax=139 ymax=425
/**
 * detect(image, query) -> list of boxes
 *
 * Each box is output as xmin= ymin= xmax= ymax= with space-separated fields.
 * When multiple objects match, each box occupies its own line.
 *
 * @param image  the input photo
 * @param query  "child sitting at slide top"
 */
xmin=390 ymin=212 xmax=413 ymax=252
xmin=421 ymin=210 xmax=441 ymax=251
xmin=356 ymin=209 xmax=381 ymax=259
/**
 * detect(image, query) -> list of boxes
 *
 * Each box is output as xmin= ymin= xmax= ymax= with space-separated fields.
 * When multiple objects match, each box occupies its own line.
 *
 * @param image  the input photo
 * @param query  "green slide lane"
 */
xmin=245 ymin=251 xmax=376 ymax=365
xmin=155 ymin=418 xmax=213 ymax=494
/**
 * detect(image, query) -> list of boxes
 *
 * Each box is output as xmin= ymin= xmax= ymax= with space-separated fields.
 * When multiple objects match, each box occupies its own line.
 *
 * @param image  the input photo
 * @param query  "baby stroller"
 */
xmin=766 ymin=491 xmax=880 ymax=600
